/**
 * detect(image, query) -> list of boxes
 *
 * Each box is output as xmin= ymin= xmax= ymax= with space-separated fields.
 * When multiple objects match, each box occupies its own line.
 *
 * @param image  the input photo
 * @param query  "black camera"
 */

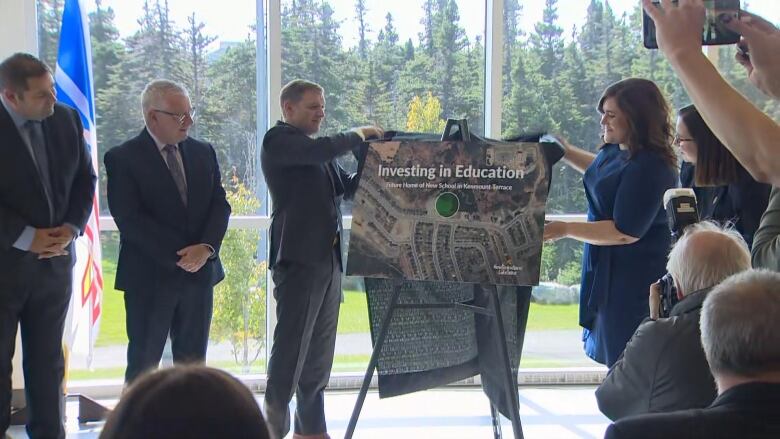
xmin=657 ymin=189 xmax=700 ymax=317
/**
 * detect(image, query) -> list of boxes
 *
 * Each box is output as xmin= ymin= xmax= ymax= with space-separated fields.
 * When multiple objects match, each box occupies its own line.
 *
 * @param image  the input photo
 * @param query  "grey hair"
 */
xmin=141 ymin=79 xmax=189 ymax=118
xmin=701 ymin=269 xmax=780 ymax=376
xmin=666 ymin=221 xmax=750 ymax=295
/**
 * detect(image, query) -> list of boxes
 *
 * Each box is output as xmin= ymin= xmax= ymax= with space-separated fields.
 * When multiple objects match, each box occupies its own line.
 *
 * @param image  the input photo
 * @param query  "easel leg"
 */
xmin=344 ymin=288 xmax=402 ymax=439
xmin=490 ymin=402 xmax=504 ymax=439
xmin=489 ymin=288 xmax=524 ymax=439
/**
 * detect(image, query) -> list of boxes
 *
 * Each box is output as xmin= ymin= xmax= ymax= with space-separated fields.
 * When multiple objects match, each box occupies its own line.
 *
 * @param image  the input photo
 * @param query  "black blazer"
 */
xmin=680 ymin=162 xmax=771 ymax=248
xmin=0 ymin=102 xmax=96 ymax=270
xmin=604 ymin=382 xmax=780 ymax=439
xmin=261 ymin=121 xmax=363 ymax=270
xmin=104 ymin=129 xmax=231 ymax=291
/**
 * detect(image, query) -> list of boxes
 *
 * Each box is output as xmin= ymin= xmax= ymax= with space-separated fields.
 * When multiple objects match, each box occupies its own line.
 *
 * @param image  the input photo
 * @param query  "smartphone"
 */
xmin=643 ymin=0 xmax=741 ymax=49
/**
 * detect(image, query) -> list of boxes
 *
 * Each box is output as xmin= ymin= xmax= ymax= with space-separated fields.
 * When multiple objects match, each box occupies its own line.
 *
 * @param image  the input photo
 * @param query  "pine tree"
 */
xmin=182 ymin=12 xmax=216 ymax=139
xmin=36 ymin=0 xmax=64 ymax=68
xmin=530 ymin=0 xmax=564 ymax=79
xmin=355 ymin=0 xmax=369 ymax=61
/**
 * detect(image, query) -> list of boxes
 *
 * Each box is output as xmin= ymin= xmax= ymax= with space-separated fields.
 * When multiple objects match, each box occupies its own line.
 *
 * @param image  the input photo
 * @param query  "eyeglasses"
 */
xmin=673 ymin=135 xmax=694 ymax=145
xmin=153 ymin=108 xmax=196 ymax=125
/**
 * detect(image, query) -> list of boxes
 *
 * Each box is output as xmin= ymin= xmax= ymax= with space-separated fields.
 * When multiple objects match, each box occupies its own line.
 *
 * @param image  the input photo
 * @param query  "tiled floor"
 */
xmin=6 ymin=386 xmax=610 ymax=438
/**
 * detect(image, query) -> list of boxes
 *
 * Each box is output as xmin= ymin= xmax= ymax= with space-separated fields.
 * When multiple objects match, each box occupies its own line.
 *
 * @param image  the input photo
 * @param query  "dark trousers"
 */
xmin=264 ymin=247 xmax=341 ymax=437
xmin=123 ymin=273 xmax=213 ymax=384
xmin=0 ymin=256 xmax=72 ymax=439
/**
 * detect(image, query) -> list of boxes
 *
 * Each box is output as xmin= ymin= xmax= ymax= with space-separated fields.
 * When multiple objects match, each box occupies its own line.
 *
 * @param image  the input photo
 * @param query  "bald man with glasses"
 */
xmin=104 ymin=79 xmax=231 ymax=385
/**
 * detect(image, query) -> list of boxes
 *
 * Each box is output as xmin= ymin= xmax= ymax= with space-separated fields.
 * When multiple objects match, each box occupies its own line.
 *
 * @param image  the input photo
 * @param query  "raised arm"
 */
xmin=642 ymin=0 xmax=780 ymax=185
xmin=556 ymin=136 xmax=597 ymax=175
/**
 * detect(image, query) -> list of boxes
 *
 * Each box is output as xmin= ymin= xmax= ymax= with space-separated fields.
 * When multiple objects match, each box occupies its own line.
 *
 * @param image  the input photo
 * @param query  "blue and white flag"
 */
xmin=56 ymin=0 xmax=104 ymax=368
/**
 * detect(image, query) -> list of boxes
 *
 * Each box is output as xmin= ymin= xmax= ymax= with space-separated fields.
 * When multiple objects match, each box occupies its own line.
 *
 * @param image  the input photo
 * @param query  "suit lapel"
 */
xmin=326 ymin=161 xmax=345 ymax=196
xmin=0 ymin=104 xmax=49 ymax=201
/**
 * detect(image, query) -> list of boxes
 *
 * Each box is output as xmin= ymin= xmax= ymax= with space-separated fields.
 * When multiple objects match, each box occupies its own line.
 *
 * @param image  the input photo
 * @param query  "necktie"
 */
xmin=25 ymin=120 xmax=54 ymax=220
xmin=164 ymin=144 xmax=187 ymax=206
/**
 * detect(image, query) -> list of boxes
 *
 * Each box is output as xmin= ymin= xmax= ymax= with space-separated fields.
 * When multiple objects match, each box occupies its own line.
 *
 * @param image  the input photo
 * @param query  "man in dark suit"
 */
xmin=605 ymin=269 xmax=780 ymax=439
xmin=261 ymin=79 xmax=382 ymax=439
xmin=104 ymin=79 xmax=230 ymax=385
xmin=0 ymin=53 xmax=96 ymax=439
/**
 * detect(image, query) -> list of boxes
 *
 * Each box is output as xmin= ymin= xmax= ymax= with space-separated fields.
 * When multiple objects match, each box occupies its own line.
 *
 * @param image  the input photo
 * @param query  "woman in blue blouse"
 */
xmin=544 ymin=78 xmax=678 ymax=367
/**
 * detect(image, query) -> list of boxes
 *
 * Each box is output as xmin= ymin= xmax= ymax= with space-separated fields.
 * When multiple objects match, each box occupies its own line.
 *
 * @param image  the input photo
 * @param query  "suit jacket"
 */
xmin=604 ymin=382 xmax=780 ymax=439
xmin=0 ymin=102 xmax=96 ymax=271
xmin=104 ymin=129 xmax=231 ymax=291
xmin=596 ymin=289 xmax=717 ymax=421
xmin=261 ymin=121 xmax=363 ymax=270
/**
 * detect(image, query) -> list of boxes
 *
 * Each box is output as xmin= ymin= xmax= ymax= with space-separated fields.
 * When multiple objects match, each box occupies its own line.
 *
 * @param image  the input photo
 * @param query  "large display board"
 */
xmin=347 ymin=139 xmax=550 ymax=286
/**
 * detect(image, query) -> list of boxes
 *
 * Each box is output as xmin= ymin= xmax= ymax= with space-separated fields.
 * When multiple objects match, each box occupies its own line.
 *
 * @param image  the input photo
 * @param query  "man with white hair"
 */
xmin=605 ymin=269 xmax=780 ymax=438
xmin=597 ymin=222 xmax=751 ymax=420
xmin=104 ymin=79 xmax=231 ymax=385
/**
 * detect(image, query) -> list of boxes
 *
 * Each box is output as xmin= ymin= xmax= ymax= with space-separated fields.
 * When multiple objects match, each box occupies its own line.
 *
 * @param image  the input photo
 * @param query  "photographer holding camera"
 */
xmin=596 ymin=221 xmax=751 ymax=421
xmin=606 ymin=269 xmax=780 ymax=439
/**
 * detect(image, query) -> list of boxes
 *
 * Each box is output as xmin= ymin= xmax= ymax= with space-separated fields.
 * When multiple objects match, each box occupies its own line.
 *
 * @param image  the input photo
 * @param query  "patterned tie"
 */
xmin=163 ymin=144 xmax=187 ymax=206
xmin=25 ymin=120 xmax=54 ymax=220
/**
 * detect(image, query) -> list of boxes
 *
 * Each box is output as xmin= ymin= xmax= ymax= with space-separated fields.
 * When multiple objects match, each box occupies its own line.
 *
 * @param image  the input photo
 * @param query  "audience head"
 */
xmin=141 ymin=79 xmax=194 ymax=145
xmin=280 ymin=79 xmax=325 ymax=135
xmin=0 ymin=52 xmax=56 ymax=121
xmin=677 ymin=105 xmax=745 ymax=186
xmin=100 ymin=365 xmax=270 ymax=439
xmin=700 ymin=269 xmax=780 ymax=392
xmin=666 ymin=221 xmax=750 ymax=298
xmin=598 ymin=78 xmax=676 ymax=169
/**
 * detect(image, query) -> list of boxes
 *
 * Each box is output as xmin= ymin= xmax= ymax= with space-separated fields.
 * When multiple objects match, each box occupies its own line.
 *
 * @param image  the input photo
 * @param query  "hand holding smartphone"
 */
xmin=643 ymin=0 xmax=741 ymax=49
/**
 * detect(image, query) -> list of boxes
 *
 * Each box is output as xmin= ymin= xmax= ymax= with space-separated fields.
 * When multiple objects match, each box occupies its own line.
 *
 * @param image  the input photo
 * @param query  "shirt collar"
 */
xmin=0 ymin=95 xmax=31 ymax=130
xmin=147 ymin=128 xmax=175 ymax=153
xmin=670 ymin=287 xmax=711 ymax=316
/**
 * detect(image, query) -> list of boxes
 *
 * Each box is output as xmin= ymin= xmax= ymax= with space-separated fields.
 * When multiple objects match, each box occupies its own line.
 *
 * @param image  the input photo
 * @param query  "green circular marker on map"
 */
xmin=436 ymin=192 xmax=459 ymax=218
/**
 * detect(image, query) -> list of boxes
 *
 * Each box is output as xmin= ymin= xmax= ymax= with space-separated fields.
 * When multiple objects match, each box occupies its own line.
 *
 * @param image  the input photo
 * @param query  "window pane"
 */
xmin=38 ymin=0 xmax=265 ymax=382
xmin=501 ymin=0 xmax=776 ymax=370
xmin=280 ymin=0 xmax=486 ymax=372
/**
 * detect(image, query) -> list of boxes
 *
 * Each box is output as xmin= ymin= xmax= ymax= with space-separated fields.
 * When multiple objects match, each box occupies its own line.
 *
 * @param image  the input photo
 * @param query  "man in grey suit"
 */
xmin=261 ymin=79 xmax=382 ymax=439
xmin=0 ymin=53 xmax=96 ymax=439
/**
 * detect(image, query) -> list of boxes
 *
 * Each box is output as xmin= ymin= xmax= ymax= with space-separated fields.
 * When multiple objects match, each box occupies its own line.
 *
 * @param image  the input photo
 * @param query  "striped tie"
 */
xmin=164 ymin=144 xmax=187 ymax=206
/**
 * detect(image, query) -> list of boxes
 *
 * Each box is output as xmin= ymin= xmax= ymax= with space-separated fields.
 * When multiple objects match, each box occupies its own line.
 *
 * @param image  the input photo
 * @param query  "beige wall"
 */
xmin=0 ymin=0 xmax=38 ymax=58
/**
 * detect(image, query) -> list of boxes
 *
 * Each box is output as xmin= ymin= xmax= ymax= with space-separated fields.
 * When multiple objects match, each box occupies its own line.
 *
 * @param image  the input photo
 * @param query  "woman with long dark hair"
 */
xmin=544 ymin=78 xmax=678 ymax=367
xmin=677 ymin=104 xmax=770 ymax=248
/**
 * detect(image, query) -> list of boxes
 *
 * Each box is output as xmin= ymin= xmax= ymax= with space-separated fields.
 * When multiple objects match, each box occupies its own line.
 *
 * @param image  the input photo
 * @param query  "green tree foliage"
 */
xmin=37 ymin=0 xmax=64 ymax=68
xmin=36 ymin=0 xmax=779 ymax=288
xmin=211 ymin=178 xmax=266 ymax=371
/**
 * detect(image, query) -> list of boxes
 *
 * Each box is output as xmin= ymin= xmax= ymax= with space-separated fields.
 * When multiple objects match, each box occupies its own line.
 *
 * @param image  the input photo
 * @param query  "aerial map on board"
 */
xmin=346 ymin=139 xmax=550 ymax=286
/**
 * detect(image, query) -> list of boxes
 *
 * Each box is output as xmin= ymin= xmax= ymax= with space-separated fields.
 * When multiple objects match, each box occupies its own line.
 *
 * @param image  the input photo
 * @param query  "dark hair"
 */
xmin=100 ymin=366 xmax=270 ymax=439
xmin=0 ymin=52 xmax=52 ymax=94
xmin=678 ymin=104 xmax=742 ymax=186
xmin=279 ymin=79 xmax=324 ymax=108
xmin=598 ymin=78 xmax=676 ymax=169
